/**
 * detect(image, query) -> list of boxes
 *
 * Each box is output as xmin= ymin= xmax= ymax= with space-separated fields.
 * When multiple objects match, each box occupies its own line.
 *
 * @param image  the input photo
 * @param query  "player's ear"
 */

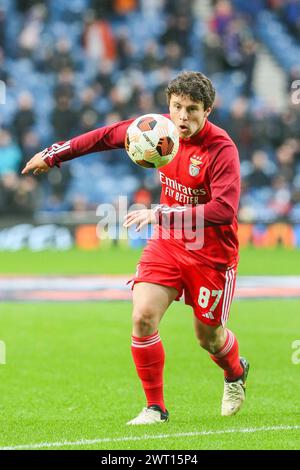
xmin=204 ymin=107 xmax=212 ymax=118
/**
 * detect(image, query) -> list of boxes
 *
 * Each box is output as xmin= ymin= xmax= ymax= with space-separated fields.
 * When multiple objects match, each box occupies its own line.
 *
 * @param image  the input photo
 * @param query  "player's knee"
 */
xmin=132 ymin=306 xmax=160 ymax=336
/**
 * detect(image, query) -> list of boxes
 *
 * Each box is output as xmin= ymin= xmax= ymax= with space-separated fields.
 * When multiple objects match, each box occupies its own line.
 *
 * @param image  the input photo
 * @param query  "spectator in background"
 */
xmin=0 ymin=129 xmax=22 ymax=175
xmin=251 ymin=105 xmax=285 ymax=150
xmin=240 ymin=39 xmax=257 ymax=97
xmin=280 ymin=104 xmax=300 ymax=140
xmin=221 ymin=17 xmax=245 ymax=70
xmin=115 ymin=28 xmax=137 ymax=70
xmin=93 ymin=60 xmax=114 ymax=97
xmin=287 ymin=138 xmax=300 ymax=166
xmin=203 ymin=31 xmax=228 ymax=74
xmin=50 ymin=82 xmax=78 ymax=200
xmin=46 ymin=164 xmax=72 ymax=203
xmin=210 ymin=0 xmax=235 ymax=38
xmin=209 ymin=0 xmax=257 ymax=96
xmin=246 ymin=150 xmax=274 ymax=189
xmin=13 ymin=92 xmax=36 ymax=146
xmin=46 ymin=38 xmax=75 ymax=73
xmin=160 ymin=14 xmax=192 ymax=56
xmin=78 ymin=87 xmax=101 ymax=133
xmin=0 ymin=173 xmax=19 ymax=215
xmin=226 ymin=97 xmax=254 ymax=160
xmin=104 ymin=110 xmax=123 ymax=127
xmin=0 ymin=172 xmax=40 ymax=216
xmin=141 ymin=40 xmax=163 ymax=72
xmin=0 ymin=8 xmax=5 ymax=51
xmin=51 ymin=96 xmax=78 ymax=141
xmin=153 ymin=65 xmax=174 ymax=112
xmin=163 ymin=42 xmax=184 ymax=70
xmin=275 ymin=140 xmax=297 ymax=183
xmin=20 ymin=130 xmax=41 ymax=169
xmin=10 ymin=175 xmax=40 ymax=215
xmin=53 ymin=67 xmax=76 ymax=102
xmin=83 ymin=11 xmax=117 ymax=64
xmin=18 ymin=3 xmax=47 ymax=58
xmin=269 ymin=175 xmax=292 ymax=220
xmin=109 ymin=85 xmax=131 ymax=120
xmin=136 ymin=91 xmax=155 ymax=116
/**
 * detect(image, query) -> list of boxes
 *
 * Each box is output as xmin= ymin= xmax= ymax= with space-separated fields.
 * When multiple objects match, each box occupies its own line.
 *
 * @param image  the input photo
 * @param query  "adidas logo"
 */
xmin=202 ymin=312 xmax=215 ymax=319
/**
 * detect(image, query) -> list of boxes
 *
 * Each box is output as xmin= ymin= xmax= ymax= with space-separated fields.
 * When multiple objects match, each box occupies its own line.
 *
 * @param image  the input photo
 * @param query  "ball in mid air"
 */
xmin=125 ymin=114 xmax=179 ymax=168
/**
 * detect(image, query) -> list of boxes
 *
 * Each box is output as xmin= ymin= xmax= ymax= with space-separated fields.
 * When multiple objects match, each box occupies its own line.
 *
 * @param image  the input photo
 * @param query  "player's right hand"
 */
xmin=123 ymin=209 xmax=156 ymax=232
xmin=21 ymin=151 xmax=50 ymax=176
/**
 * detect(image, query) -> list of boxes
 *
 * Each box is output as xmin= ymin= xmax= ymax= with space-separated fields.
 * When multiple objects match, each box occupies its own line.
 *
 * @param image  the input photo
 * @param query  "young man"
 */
xmin=22 ymin=71 xmax=249 ymax=425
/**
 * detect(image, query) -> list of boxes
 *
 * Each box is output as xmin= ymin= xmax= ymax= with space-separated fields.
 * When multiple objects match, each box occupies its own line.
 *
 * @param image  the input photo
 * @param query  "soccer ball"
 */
xmin=125 ymin=114 xmax=179 ymax=168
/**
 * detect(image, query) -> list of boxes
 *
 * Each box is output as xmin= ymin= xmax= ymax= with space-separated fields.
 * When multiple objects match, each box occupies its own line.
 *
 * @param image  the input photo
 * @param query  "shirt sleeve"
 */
xmin=203 ymin=143 xmax=240 ymax=225
xmin=155 ymin=144 xmax=241 ymax=228
xmin=42 ymin=119 xmax=134 ymax=168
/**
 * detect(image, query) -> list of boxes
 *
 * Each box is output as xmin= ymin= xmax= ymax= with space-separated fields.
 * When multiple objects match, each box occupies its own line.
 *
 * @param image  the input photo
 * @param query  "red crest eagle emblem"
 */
xmin=189 ymin=156 xmax=203 ymax=177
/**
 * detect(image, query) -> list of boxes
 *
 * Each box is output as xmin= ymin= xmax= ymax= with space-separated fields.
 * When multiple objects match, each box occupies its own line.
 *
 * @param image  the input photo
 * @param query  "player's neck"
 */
xmin=198 ymin=118 xmax=207 ymax=134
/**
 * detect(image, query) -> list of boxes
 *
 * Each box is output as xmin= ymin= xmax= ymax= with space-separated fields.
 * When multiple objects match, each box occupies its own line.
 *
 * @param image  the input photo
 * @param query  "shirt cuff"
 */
xmin=41 ymin=140 xmax=72 ymax=168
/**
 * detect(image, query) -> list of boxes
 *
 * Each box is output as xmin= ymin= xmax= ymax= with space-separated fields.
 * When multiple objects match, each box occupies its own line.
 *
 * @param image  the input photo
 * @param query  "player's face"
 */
xmin=169 ymin=94 xmax=211 ymax=139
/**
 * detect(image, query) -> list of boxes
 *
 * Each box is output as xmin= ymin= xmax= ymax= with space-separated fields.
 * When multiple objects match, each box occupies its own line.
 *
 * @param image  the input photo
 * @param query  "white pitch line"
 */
xmin=1 ymin=425 xmax=299 ymax=450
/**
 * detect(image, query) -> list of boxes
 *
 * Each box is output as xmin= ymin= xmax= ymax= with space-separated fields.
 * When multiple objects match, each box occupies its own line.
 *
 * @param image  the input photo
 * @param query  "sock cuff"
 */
xmin=213 ymin=329 xmax=235 ymax=358
xmin=131 ymin=331 xmax=161 ymax=348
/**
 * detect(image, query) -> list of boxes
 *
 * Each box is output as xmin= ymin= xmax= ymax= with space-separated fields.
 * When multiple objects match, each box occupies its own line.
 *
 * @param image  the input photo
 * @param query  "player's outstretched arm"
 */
xmin=21 ymin=119 xmax=133 ymax=176
xmin=21 ymin=151 xmax=50 ymax=176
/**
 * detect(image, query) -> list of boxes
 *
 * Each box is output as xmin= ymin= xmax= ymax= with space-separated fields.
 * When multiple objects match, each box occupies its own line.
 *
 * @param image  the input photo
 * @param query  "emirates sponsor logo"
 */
xmin=159 ymin=172 xmax=206 ymax=196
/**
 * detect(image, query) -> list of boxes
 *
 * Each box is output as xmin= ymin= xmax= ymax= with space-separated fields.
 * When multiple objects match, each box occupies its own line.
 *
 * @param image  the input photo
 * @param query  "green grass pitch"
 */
xmin=0 ymin=247 xmax=300 ymax=450
xmin=1 ymin=245 xmax=300 ymax=275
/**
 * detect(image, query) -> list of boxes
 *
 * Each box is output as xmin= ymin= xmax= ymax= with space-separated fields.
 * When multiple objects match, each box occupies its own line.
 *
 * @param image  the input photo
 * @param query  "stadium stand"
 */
xmin=0 ymin=0 xmax=300 ymax=226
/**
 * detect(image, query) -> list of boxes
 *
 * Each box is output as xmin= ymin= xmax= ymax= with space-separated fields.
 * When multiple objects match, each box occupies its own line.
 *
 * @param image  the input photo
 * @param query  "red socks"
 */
xmin=131 ymin=331 xmax=166 ymax=412
xmin=210 ymin=329 xmax=243 ymax=381
xmin=131 ymin=329 xmax=242 ymax=409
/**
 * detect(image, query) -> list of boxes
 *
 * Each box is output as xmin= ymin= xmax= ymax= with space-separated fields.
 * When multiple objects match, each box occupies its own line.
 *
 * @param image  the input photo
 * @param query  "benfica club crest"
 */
xmin=189 ymin=156 xmax=203 ymax=177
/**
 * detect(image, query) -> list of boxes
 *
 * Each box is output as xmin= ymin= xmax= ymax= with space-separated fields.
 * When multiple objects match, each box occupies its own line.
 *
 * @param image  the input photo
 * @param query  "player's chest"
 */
xmin=158 ymin=144 xmax=212 ymax=205
xmin=162 ymin=143 xmax=211 ymax=187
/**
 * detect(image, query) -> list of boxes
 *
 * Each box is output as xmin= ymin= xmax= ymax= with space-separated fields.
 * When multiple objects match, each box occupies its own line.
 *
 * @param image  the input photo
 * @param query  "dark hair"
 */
xmin=166 ymin=71 xmax=216 ymax=110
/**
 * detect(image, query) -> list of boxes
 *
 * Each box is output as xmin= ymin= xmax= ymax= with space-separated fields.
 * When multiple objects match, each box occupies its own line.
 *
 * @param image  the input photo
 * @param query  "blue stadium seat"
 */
xmin=255 ymin=11 xmax=300 ymax=71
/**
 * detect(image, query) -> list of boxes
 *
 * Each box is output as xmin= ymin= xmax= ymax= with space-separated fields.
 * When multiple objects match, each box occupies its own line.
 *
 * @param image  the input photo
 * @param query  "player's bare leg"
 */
xmin=127 ymin=282 xmax=178 ymax=425
xmin=194 ymin=318 xmax=249 ymax=416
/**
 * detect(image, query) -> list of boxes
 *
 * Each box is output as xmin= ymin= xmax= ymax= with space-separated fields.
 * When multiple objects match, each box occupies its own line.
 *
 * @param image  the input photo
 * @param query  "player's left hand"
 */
xmin=123 ymin=209 xmax=156 ymax=232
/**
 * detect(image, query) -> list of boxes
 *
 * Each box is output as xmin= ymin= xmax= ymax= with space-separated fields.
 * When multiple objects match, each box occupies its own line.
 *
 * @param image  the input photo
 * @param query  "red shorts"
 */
xmin=131 ymin=241 xmax=237 ymax=327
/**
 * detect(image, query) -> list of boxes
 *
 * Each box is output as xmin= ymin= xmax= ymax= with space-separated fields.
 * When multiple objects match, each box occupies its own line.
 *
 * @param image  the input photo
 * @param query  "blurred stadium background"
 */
xmin=0 ymin=0 xmax=300 ymax=249
xmin=0 ymin=0 xmax=300 ymax=451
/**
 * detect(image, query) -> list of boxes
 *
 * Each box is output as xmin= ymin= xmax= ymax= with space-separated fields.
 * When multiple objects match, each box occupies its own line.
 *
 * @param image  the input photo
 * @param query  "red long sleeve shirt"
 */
xmin=43 ymin=117 xmax=240 ymax=269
